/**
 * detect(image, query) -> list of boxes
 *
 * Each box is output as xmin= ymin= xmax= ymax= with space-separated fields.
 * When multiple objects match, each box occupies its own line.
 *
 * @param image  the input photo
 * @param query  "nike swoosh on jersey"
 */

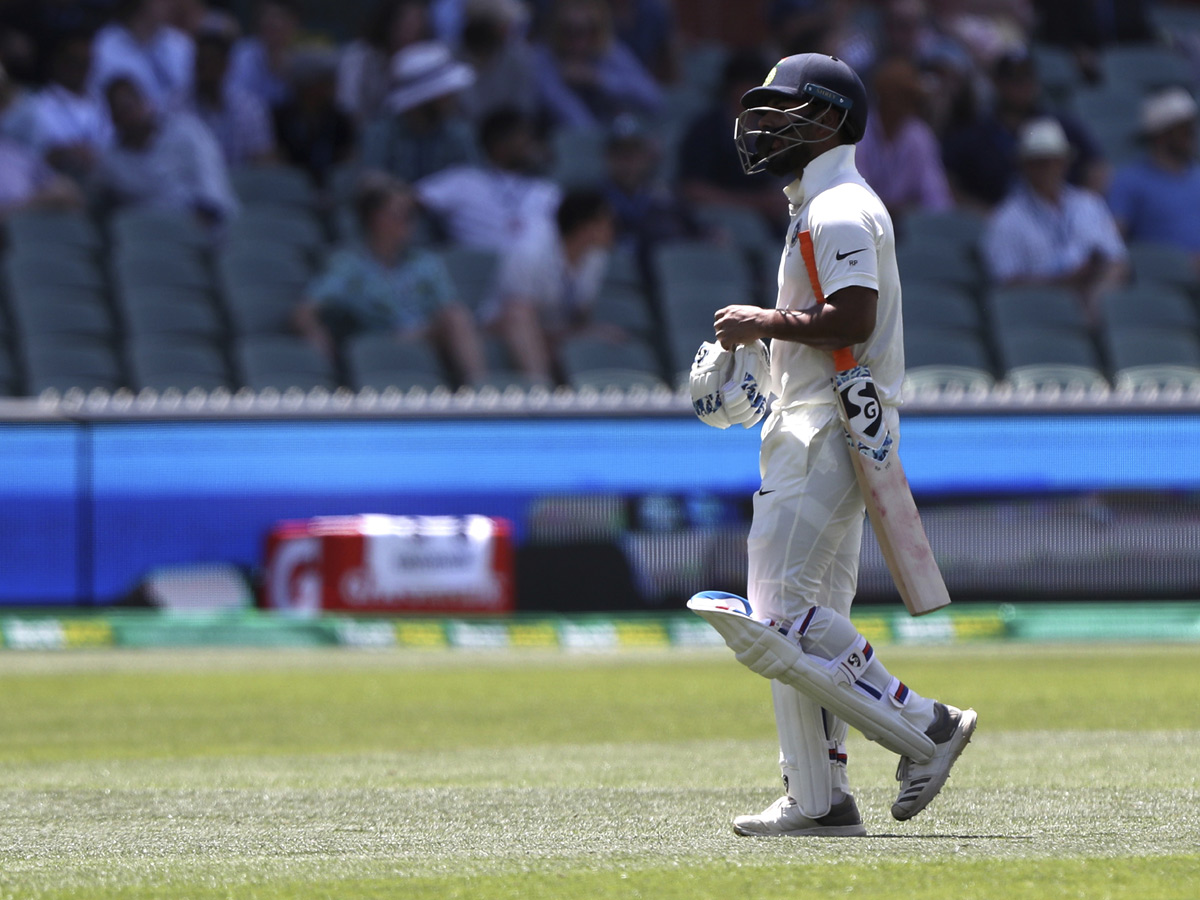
xmin=835 ymin=248 xmax=867 ymax=260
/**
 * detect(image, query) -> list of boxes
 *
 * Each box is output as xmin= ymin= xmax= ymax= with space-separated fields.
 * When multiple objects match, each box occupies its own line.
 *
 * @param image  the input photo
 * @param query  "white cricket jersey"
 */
xmin=770 ymin=143 xmax=904 ymax=411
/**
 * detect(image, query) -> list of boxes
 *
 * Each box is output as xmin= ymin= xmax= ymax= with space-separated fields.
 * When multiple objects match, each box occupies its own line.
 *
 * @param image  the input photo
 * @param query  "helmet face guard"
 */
xmin=734 ymin=82 xmax=855 ymax=175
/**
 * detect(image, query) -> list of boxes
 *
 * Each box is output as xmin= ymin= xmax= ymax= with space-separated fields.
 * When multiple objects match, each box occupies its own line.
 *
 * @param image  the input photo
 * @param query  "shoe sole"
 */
xmin=733 ymin=820 xmax=868 ymax=837
xmin=891 ymin=708 xmax=978 ymax=822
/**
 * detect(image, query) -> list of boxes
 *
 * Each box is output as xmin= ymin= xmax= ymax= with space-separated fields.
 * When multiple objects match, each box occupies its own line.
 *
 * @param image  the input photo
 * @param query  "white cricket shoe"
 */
xmin=733 ymin=794 xmax=867 ymax=837
xmin=891 ymin=703 xmax=977 ymax=821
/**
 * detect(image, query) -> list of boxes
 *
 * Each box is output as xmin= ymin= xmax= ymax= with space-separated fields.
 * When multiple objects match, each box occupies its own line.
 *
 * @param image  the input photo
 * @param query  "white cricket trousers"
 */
xmin=747 ymin=402 xmax=900 ymax=815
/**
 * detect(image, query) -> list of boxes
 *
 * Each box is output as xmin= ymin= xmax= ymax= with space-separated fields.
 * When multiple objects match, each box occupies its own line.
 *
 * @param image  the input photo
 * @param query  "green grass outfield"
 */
xmin=0 ymin=643 xmax=1197 ymax=899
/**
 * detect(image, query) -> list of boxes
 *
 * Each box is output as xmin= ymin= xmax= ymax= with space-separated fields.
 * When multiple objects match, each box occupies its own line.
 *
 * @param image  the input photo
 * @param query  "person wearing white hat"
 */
xmin=1107 ymin=87 xmax=1200 ymax=264
xmin=359 ymin=41 xmax=479 ymax=184
xmin=981 ymin=117 xmax=1128 ymax=323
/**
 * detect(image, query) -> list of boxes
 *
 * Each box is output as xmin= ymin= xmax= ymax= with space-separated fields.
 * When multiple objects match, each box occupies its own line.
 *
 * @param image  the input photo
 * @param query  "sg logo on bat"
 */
xmin=836 ymin=368 xmax=888 ymax=452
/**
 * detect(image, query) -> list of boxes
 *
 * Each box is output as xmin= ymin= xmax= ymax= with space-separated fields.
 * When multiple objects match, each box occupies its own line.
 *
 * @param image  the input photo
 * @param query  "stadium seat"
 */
xmin=899 ymin=208 xmax=986 ymax=253
xmin=437 ymin=246 xmax=499 ymax=313
xmin=903 ymin=281 xmax=982 ymax=331
xmin=227 ymin=207 xmax=327 ymax=257
xmin=903 ymin=365 xmax=995 ymax=394
xmin=549 ymin=127 xmax=607 ymax=188
xmin=896 ymin=244 xmax=983 ymax=293
xmin=224 ymin=282 xmax=304 ymax=336
xmin=127 ymin=336 xmax=234 ymax=392
xmin=1100 ymin=44 xmax=1195 ymax=94
xmin=110 ymin=207 xmax=211 ymax=252
xmin=5 ymin=255 xmax=106 ymax=294
xmin=5 ymin=209 xmax=103 ymax=256
xmin=559 ymin=335 xmax=665 ymax=388
xmin=572 ymin=368 xmax=669 ymax=391
xmin=993 ymin=326 xmax=1103 ymax=371
xmin=218 ymin=245 xmax=313 ymax=293
xmin=113 ymin=253 xmax=214 ymax=293
xmin=1030 ymin=43 xmax=1082 ymax=106
xmin=1004 ymin=364 xmax=1110 ymax=391
xmin=22 ymin=335 xmax=126 ymax=394
xmin=120 ymin=290 xmax=226 ymax=341
xmin=592 ymin=283 xmax=656 ymax=337
xmin=8 ymin=285 xmax=115 ymax=341
xmin=0 ymin=342 xmax=20 ymax=395
xmin=1113 ymin=364 xmax=1200 ymax=392
xmin=1128 ymin=242 xmax=1198 ymax=292
xmin=692 ymin=202 xmax=777 ymax=263
xmin=230 ymin=165 xmax=317 ymax=210
xmin=985 ymin=285 xmax=1091 ymax=333
xmin=602 ymin=245 xmax=645 ymax=291
xmin=343 ymin=332 xmax=450 ymax=390
xmin=1099 ymin=283 xmax=1198 ymax=331
xmin=653 ymin=241 xmax=752 ymax=295
xmin=234 ymin=334 xmax=338 ymax=391
xmin=1106 ymin=327 xmax=1200 ymax=371
xmin=658 ymin=280 xmax=749 ymax=378
xmin=904 ymin=326 xmax=995 ymax=372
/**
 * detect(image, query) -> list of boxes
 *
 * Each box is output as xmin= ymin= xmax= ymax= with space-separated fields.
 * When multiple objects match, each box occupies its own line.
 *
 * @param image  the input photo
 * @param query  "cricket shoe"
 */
xmin=733 ymin=794 xmax=866 ymax=837
xmin=891 ymin=703 xmax=978 ymax=821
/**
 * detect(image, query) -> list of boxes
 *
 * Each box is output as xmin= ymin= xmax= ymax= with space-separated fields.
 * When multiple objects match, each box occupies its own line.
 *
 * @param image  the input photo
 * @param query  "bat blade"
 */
xmin=834 ymin=365 xmax=951 ymax=617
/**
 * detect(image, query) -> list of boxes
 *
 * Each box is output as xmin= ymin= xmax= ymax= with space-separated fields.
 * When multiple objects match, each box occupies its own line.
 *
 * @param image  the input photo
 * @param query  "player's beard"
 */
xmin=761 ymin=139 xmax=810 ymax=177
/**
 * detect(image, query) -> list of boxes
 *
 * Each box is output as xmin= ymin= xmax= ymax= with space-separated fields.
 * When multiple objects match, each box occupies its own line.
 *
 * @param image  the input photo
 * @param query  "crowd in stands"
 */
xmin=0 ymin=0 xmax=1198 ymax=398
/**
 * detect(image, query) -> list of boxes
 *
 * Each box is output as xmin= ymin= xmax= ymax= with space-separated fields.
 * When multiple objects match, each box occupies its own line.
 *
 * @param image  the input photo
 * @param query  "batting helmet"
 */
xmin=741 ymin=52 xmax=869 ymax=142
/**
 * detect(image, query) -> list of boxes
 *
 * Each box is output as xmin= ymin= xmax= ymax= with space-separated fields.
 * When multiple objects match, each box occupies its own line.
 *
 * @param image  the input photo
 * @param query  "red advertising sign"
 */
xmin=262 ymin=515 xmax=514 ymax=615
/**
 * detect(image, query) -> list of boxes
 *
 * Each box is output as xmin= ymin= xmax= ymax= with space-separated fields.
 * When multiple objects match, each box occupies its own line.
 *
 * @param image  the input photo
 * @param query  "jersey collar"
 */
xmin=783 ymin=143 xmax=858 ymax=209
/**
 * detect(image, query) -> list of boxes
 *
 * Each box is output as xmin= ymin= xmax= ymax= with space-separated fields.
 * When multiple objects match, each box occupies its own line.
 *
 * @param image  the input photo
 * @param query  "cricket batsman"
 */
xmin=687 ymin=53 xmax=976 ymax=835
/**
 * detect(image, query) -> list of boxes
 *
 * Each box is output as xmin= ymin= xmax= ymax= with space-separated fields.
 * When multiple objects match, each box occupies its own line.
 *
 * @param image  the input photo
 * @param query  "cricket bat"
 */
xmin=830 ymin=346 xmax=950 ymax=617
xmin=795 ymin=229 xmax=949 ymax=616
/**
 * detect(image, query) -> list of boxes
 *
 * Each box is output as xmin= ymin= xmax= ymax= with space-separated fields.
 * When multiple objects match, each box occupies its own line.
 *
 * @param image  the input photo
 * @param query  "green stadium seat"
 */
xmin=127 ymin=335 xmax=234 ymax=392
xmin=343 ymin=332 xmax=450 ymax=390
xmin=234 ymin=334 xmax=338 ymax=391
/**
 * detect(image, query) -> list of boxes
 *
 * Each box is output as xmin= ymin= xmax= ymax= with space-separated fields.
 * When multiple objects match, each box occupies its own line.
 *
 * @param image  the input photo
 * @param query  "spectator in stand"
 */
xmin=676 ymin=49 xmax=789 ymax=232
xmin=360 ymin=41 xmax=478 ymax=184
xmin=272 ymin=48 xmax=355 ymax=188
xmin=29 ymin=29 xmax=113 ymax=181
xmin=0 ymin=63 xmax=84 ymax=219
xmin=487 ymin=187 xmax=616 ymax=385
xmin=455 ymin=0 xmax=538 ymax=124
xmin=414 ymin=106 xmax=559 ymax=251
xmin=293 ymin=173 xmax=488 ymax=386
xmin=229 ymin=0 xmax=303 ymax=110
xmin=337 ymin=0 xmax=431 ymax=125
xmin=530 ymin=0 xmax=663 ymax=129
xmin=981 ymin=118 xmax=1127 ymax=324
xmin=1107 ymin=87 xmax=1200 ymax=265
xmin=169 ymin=0 xmax=241 ymax=38
xmin=92 ymin=75 xmax=238 ymax=231
xmin=89 ymin=0 xmax=194 ymax=113
xmin=189 ymin=24 xmax=276 ymax=167
xmin=600 ymin=113 xmax=703 ymax=261
xmin=609 ymin=0 xmax=680 ymax=84
xmin=856 ymin=56 xmax=953 ymax=223
xmin=1033 ymin=0 xmax=1154 ymax=83
xmin=943 ymin=48 xmax=1106 ymax=209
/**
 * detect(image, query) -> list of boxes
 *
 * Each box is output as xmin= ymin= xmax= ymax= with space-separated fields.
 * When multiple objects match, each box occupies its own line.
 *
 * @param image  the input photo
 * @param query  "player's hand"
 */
xmin=714 ymin=305 xmax=768 ymax=349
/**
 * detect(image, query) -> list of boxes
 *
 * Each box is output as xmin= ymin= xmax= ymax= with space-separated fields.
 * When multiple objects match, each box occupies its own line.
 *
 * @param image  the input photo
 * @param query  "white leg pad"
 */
xmin=688 ymin=591 xmax=935 ymax=761
xmin=772 ymin=680 xmax=832 ymax=819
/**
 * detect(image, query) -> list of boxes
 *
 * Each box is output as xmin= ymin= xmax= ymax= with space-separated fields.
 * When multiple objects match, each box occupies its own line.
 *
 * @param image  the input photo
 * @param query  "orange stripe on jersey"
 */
xmin=797 ymin=230 xmax=857 ymax=372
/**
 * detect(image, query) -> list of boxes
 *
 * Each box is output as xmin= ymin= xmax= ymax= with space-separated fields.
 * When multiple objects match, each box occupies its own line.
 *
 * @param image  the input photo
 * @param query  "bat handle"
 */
xmin=832 ymin=347 xmax=857 ymax=371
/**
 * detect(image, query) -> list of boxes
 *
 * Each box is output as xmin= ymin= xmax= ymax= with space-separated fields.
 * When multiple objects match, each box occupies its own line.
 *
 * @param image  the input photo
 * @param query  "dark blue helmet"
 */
xmin=741 ymin=53 xmax=869 ymax=143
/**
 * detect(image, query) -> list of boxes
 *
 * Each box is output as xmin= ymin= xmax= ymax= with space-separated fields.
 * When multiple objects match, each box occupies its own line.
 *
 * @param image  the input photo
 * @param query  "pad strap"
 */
xmin=826 ymin=634 xmax=873 ymax=686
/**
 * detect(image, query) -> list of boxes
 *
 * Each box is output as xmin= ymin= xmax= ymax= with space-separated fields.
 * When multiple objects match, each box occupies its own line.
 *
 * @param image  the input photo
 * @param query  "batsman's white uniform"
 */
xmin=750 ymin=143 xmax=933 ymax=817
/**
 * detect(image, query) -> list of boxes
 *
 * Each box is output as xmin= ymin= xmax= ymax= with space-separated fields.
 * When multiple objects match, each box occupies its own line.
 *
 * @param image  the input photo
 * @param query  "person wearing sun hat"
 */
xmin=981 ymin=117 xmax=1128 ymax=322
xmin=359 ymin=40 xmax=480 ymax=184
xmin=1107 ymin=86 xmax=1200 ymax=263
